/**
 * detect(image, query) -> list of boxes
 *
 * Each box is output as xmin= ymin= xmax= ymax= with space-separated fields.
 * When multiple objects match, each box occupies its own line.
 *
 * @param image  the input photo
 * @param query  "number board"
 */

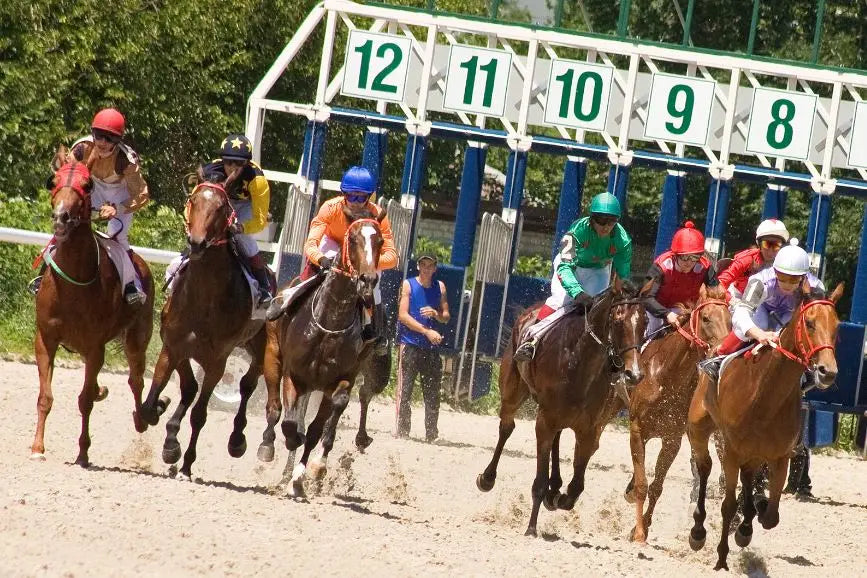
xmin=746 ymin=87 xmax=818 ymax=160
xmin=847 ymin=101 xmax=867 ymax=169
xmin=341 ymin=30 xmax=412 ymax=103
xmin=443 ymin=45 xmax=512 ymax=117
xmin=543 ymin=59 xmax=614 ymax=132
xmin=643 ymin=73 xmax=716 ymax=146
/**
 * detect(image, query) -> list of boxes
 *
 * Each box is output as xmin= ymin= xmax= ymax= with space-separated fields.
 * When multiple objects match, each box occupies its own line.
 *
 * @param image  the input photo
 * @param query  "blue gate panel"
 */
xmin=806 ymin=322 xmax=864 ymax=406
xmin=502 ymin=275 xmax=551 ymax=356
xmin=807 ymin=410 xmax=838 ymax=448
xmin=431 ymin=264 xmax=465 ymax=351
xmin=472 ymin=360 xmax=494 ymax=400
xmin=477 ymin=283 xmax=506 ymax=357
xmin=278 ymin=253 xmax=303 ymax=285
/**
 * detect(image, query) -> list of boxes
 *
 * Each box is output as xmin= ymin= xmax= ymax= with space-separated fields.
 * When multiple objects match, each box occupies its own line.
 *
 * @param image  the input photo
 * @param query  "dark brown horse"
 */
xmin=139 ymin=175 xmax=266 ymax=480
xmin=32 ymin=151 xmax=154 ymax=465
xmin=625 ymin=287 xmax=730 ymax=543
xmin=259 ymin=206 xmax=385 ymax=496
xmin=476 ymin=285 xmax=646 ymax=536
xmin=687 ymin=282 xmax=843 ymax=570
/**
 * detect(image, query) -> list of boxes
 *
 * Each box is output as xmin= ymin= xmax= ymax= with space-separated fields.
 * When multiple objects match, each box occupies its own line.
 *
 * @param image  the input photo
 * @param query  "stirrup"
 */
xmin=513 ymin=338 xmax=537 ymax=362
xmin=124 ymin=283 xmax=146 ymax=305
xmin=257 ymin=291 xmax=273 ymax=308
xmin=697 ymin=357 xmax=722 ymax=382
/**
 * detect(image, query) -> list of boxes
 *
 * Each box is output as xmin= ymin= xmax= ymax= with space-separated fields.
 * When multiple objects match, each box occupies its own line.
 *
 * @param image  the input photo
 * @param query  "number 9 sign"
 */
xmin=644 ymin=73 xmax=716 ymax=146
xmin=746 ymin=87 xmax=817 ymax=160
xmin=341 ymin=30 xmax=412 ymax=103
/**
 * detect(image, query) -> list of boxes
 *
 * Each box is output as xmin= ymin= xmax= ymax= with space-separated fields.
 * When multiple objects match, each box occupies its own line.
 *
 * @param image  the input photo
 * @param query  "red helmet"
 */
xmin=670 ymin=221 xmax=705 ymax=254
xmin=91 ymin=108 xmax=125 ymax=137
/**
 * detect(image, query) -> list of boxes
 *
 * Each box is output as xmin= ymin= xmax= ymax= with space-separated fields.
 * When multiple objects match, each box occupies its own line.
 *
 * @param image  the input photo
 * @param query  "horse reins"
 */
xmin=674 ymin=298 xmax=729 ymax=351
xmin=770 ymin=299 xmax=836 ymax=368
xmin=184 ymin=182 xmax=237 ymax=248
xmin=336 ymin=217 xmax=381 ymax=277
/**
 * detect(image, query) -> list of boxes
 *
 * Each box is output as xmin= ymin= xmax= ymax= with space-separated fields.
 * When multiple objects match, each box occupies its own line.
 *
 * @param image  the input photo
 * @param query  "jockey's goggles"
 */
xmin=92 ymin=130 xmax=120 ymax=144
xmin=776 ymin=271 xmax=802 ymax=287
xmin=344 ymin=193 xmax=371 ymax=204
xmin=676 ymin=253 xmax=702 ymax=263
xmin=759 ymin=238 xmax=784 ymax=250
xmin=591 ymin=215 xmax=618 ymax=226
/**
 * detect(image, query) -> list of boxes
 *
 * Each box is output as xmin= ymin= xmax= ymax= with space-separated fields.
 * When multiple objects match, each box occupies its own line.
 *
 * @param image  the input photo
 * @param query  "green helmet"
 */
xmin=589 ymin=192 xmax=622 ymax=218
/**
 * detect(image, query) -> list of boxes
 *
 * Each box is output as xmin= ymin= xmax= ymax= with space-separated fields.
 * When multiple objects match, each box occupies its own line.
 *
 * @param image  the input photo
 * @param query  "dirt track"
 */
xmin=1 ymin=360 xmax=865 ymax=577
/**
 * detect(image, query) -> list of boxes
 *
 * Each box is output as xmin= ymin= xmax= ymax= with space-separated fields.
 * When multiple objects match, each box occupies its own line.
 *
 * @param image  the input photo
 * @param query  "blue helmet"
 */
xmin=340 ymin=166 xmax=376 ymax=194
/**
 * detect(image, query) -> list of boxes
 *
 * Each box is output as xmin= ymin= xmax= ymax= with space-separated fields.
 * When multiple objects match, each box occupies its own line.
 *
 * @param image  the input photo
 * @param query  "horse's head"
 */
xmin=340 ymin=204 xmax=385 ymax=308
xmin=609 ymin=279 xmax=647 ymax=385
xmin=691 ymin=284 xmax=731 ymax=350
xmin=792 ymin=281 xmax=843 ymax=389
xmin=184 ymin=168 xmax=236 ymax=257
xmin=49 ymin=147 xmax=93 ymax=241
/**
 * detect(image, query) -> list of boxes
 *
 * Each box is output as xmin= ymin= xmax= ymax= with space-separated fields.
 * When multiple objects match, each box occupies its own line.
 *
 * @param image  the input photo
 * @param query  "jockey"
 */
xmin=513 ymin=192 xmax=633 ymax=362
xmin=202 ymin=134 xmax=272 ymax=305
xmin=718 ymin=218 xmax=790 ymax=301
xmin=642 ymin=221 xmax=719 ymax=338
xmin=698 ymin=241 xmax=824 ymax=383
xmin=302 ymin=165 xmax=399 ymax=343
xmin=44 ymin=108 xmax=150 ymax=304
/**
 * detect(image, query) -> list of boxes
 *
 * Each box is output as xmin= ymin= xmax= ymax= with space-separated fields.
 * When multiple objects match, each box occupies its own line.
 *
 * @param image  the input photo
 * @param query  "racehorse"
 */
xmin=476 ymin=283 xmax=646 ymax=536
xmin=259 ymin=206 xmax=386 ymax=496
xmin=687 ymin=282 xmax=842 ymax=570
xmin=624 ymin=286 xmax=730 ymax=543
xmin=139 ymin=171 xmax=267 ymax=480
xmin=31 ymin=149 xmax=154 ymax=465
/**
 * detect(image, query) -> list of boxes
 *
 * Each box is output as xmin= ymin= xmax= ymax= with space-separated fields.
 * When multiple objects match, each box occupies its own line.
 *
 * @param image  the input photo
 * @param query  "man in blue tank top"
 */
xmin=396 ymin=255 xmax=450 ymax=441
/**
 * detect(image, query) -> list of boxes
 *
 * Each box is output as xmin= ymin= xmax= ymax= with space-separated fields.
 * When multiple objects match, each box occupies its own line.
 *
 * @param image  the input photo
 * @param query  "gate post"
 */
xmin=654 ymin=170 xmax=686 ymax=258
xmin=502 ymin=146 xmax=529 ymax=272
xmin=704 ymin=166 xmax=733 ymax=259
xmin=607 ymin=160 xmax=632 ymax=213
xmin=552 ymin=156 xmax=586 ymax=262
xmin=400 ymin=129 xmax=429 ymax=271
xmin=362 ymin=127 xmax=388 ymax=192
xmin=850 ymin=205 xmax=867 ymax=324
xmin=805 ymin=187 xmax=834 ymax=277
xmin=300 ymin=119 xmax=329 ymax=224
xmin=762 ymin=184 xmax=788 ymax=220
xmin=452 ymin=141 xmax=488 ymax=268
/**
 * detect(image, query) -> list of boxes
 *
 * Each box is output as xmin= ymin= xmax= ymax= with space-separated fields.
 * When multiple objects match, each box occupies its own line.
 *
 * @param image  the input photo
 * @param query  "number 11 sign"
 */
xmin=341 ymin=30 xmax=412 ymax=103
xmin=443 ymin=45 xmax=512 ymax=117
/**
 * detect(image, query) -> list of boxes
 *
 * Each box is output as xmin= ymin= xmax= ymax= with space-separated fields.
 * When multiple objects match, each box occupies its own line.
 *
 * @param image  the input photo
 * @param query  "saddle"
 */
xmin=265 ymin=271 xmax=325 ymax=321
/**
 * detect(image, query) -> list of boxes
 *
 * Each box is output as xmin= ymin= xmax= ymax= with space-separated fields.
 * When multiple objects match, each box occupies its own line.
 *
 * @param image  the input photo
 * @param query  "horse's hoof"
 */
xmin=543 ymin=491 xmax=560 ymax=511
xmin=29 ymin=452 xmax=46 ymax=462
xmin=355 ymin=433 xmax=373 ymax=452
xmin=133 ymin=411 xmax=148 ymax=433
xmin=175 ymin=471 xmax=192 ymax=482
xmin=74 ymin=456 xmax=90 ymax=468
xmin=624 ymin=489 xmax=636 ymax=504
xmin=157 ymin=396 xmax=171 ymax=416
xmin=628 ymin=526 xmax=647 ymax=544
xmin=555 ymin=494 xmax=575 ymax=511
xmin=524 ymin=526 xmax=537 ymax=537
xmin=228 ymin=438 xmax=247 ymax=458
xmin=754 ymin=495 xmax=769 ymax=516
xmin=734 ymin=525 xmax=752 ymax=548
xmin=475 ymin=473 xmax=495 ymax=492
xmin=288 ymin=479 xmax=306 ymax=499
xmin=713 ymin=560 xmax=729 ymax=571
xmin=162 ymin=443 xmax=182 ymax=464
xmin=688 ymin=529 xmax=706 ymax=551
xmin=257 ymin=444 xmax=275 ymax=463
xmin=309 ymin=461 xmax=327 ymax=481
xmin=95 ymin=386 xmax=109 ymax=402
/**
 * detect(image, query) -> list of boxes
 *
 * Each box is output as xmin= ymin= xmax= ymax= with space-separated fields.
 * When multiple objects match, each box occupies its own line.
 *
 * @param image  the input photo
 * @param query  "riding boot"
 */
xmin=124 ymin=249 xmax=146 ymax=305
xmin=513 ymin=336 xmax=539 ymax=363
xmin=249 ymin=254 xmax=273 ymax=306
xmin=28 ymin=263 xmax=47 ymax=296
xmin=697 ymin=356 xmax=724 ymax=383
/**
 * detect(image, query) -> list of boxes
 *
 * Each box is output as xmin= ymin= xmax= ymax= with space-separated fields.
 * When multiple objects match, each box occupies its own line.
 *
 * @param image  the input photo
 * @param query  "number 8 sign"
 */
xmin=746 ymin=87 xmax=817 ymax=160
xmin=341 ymin=30 xmax=412 ymax=103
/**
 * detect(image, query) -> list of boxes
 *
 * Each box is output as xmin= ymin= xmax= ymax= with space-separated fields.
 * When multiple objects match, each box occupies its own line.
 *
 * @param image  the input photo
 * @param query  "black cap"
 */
xmin=416 ymin=254 xmax=438 ymax=264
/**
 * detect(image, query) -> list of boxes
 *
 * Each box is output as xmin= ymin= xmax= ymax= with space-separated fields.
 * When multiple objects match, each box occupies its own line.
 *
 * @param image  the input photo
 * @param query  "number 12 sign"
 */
xmin=341 ymin=30 xmax=412 ymax=103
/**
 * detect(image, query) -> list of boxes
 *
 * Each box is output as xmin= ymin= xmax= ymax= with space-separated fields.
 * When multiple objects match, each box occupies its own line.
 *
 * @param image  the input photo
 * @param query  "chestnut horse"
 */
xmin=687 ymin=283 xmax=842 ymax=570
xmin=259 ymin=206 xmax=385 ymax=496
xmin=476 ymin=286 xmax=646 ymax=536
xmin=139 ymin=175 xmax=267 ymax=480
xmin=32 ymin=154 xmax=154 ymax=465
xmin=625 ymin=287 xmax=730 ymax=544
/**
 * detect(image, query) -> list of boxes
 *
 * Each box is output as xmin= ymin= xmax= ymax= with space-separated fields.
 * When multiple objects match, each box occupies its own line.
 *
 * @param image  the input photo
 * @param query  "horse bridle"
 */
xmin=675 ymin=298 xmax=729 ymax=351
xmin=51 ymin=162 xmax=93 ymax=231
xmin=184 ymin=182 xmax=237 ymax=249
xmin=773 ymin=299 xmax=836 ymax=368
xmin=584 ymin=296 xmax=643 ymax=371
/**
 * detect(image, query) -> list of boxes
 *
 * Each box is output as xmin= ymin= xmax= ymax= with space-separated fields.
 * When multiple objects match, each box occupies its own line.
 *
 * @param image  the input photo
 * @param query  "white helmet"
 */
xmin=755 ymin=218 xmax=790 ymax=242
xmin=773 ymin=241 xmax=810 ymax=276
